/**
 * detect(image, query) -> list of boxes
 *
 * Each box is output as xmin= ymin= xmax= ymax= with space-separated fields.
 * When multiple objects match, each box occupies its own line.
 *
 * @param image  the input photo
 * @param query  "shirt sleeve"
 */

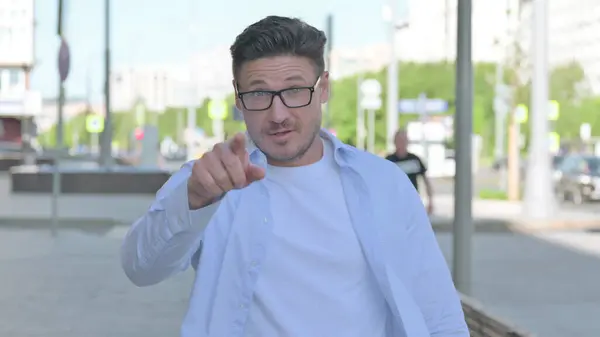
xmin=403 ymin=179 xmax=469 ymax=336
xmin=120 ymin=160 xmax=220 ymax=287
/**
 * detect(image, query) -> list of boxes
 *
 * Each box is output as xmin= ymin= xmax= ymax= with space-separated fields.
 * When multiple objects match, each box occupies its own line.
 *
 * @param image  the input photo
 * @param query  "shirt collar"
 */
xmin=246 ymin=128 xmax=355 ymax=169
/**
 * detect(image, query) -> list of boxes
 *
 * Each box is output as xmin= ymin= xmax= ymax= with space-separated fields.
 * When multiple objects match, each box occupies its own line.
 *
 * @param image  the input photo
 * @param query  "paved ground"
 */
xmin=430 ymin=171 xmax=600 ymax=214
xmin=437 ymin=230 xmax=600 ymax=337
xmin=0 ymin=227 xmax=193 ymax=337
xmin=2 ymin=225 xmax=600 ymax=337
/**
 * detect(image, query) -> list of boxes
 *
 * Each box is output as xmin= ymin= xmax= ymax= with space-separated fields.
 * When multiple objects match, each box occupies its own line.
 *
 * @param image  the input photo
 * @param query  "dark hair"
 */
xmin=230 ymin=16 xmax=327 ymax=78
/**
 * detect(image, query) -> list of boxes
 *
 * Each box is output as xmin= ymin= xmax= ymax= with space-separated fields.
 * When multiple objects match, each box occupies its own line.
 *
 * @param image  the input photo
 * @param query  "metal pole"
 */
xmin=99 ymin=0 xmax=113 ymax=167
xmin=493 ymin=61 xmax=505 ymax=161
xmin=367 ymin=109 xmax=375 ymax=153
xmin=356 ymin=75 xmax=365 ymax=150
xmin=418 ymin=92 xmax=429 ymax=163
xmin=186 ymin=0 xmax=198 ymax=161
xmin=325 ymin=14 xmax=333 ymax=129
xmin=524 ymin=0 xmax=555 ymax=219
xmin=386 ymin=0 xmax=398 ymax=153
xmin=452 ymin=0 xmax=473 ymax=295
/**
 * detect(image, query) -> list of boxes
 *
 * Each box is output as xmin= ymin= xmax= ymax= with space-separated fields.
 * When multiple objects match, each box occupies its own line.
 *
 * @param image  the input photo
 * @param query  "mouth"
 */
xmin=268 ymin=130 xmax=293 ymax=140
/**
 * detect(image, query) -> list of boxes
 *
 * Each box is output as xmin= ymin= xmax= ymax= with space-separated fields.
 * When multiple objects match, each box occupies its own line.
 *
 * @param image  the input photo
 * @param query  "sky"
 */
xmin=32 ymin=0 xmax=408 ymax=100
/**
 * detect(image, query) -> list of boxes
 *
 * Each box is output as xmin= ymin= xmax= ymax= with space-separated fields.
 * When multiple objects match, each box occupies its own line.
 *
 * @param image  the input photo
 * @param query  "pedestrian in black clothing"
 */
xmin=386 ymin=129 xmax=434 ymax=214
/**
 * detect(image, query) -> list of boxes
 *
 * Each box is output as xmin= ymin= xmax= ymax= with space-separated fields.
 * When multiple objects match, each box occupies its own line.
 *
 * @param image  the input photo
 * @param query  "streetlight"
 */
xmin=523 ymin=0 xmax=555 ymax=219
xmin=99 ymin=0 xmax=113 ymax=167
xmin=382 ymin=1 xmax=409 ymax=153
xmin=453 ymin=0 xmax=474 ymax=296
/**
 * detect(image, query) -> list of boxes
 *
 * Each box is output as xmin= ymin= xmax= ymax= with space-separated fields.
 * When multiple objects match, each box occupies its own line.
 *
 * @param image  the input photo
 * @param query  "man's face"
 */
xmin=395 ymin=131 xmax=408 ymax=155
xmin=234 ymin=55 xmax=329 ymax=165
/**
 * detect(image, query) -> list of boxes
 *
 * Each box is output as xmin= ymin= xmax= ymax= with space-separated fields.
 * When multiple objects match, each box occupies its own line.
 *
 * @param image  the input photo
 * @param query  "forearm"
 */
xmin=120 ymin=195 xmax=218 ymax=287
xmin=120 ymin=161 xmax=217 ymax=286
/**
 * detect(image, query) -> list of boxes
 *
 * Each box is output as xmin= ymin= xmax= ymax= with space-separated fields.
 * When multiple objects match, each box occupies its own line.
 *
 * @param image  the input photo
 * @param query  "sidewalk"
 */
xmin=429 ymin=195 xmax=600 ymax=231
xmin=436 ymin=230 xmax=600 ymax=337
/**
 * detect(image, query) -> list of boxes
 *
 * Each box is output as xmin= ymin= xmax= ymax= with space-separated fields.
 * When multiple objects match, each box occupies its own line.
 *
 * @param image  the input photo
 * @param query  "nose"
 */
xmin=268 ymin=95 xmax=292 ymax=124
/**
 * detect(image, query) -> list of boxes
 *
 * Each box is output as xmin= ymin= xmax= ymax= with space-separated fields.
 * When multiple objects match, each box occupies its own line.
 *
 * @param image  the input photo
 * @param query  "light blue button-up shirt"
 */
xmin=121 ymin=129 xmax=469 ymax=337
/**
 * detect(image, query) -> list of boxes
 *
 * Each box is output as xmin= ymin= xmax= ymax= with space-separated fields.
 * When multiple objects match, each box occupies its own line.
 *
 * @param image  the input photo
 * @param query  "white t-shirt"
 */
xmin=245 ymin=139 xmax=388 ymax=337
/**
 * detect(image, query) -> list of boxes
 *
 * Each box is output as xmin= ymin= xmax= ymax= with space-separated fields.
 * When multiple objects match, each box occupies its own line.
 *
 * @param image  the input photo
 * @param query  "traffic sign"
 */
xmin=398 ymin=98 xmax=448 ymax=114
xmin=85 ymin=115 xmax=104 ymax=134
xmin=360 ymin=79 xmax=382 ymax=96
xmin=134 ymin=127 xmax=144 ymax=140
xmin=580 ymin=123 xmax=592 ymax=141
xmin=548 ymin=100 xmax=559 ymax=121
xmin=515 ymin=104 xmax=528 ymax=124
xmin=208 ymin=100 xmax=228 ymax=120
xmin=58 ymin=38 xmax=70 ymax=83
xmin=359 ymin=79 xmax=382 ymax=110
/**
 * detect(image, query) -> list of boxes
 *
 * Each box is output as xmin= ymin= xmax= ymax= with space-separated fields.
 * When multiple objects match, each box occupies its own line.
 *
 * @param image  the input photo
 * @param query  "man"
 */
xmin=386 ymin=129 xmax=434 ymax=214
xmin=121 ymin=16 xmax=468 ymax=337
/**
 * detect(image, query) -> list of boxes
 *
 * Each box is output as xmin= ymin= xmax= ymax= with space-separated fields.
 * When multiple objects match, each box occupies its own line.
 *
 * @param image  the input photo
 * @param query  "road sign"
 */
xmin=134 ymin=127 xmax=144 ymax=140
xmin=580 ymin=123 xmax=592 ymax=141
xmin=398 ymin=98 xmax=448 ymax=114
xmin=360 ymin=79 xmax=382 ymax=96
xmin=208 ymin=100 xmax=228 ymax=120
xmin=515 ymin=104 xmax=528 ymax=124
xmin=85 ymin=115 xmax=104 ymax=134
xmin=58 ymin=39 xmax=70 ymax=83
xmin=360 ymin=79 xmax=382 ymax=110
xmin=548 ymin=100 xmax=559 ymax=121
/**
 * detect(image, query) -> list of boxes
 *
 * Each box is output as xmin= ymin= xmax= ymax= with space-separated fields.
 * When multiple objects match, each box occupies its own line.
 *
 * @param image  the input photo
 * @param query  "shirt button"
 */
xmin=250 ymin=260 xmax=258 ymax=267
xmin=263 ymin=217 xmax=268 ymax=223
xmin=239 ymin=304 xmax=246 ymax=309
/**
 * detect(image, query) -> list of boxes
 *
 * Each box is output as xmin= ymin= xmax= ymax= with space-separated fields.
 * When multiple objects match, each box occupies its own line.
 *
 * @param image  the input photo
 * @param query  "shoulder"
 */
xmin=407 ymin=152 xmax=423 ymax=161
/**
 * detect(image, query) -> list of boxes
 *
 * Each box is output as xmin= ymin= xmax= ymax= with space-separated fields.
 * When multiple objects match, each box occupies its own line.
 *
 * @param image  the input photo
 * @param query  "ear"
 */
xmin=232 ymin=79 xmax=243 ymax=111
xmin=319 ymin=71 xmax=330 ymax=104
xmin=235 ymin=97 xmax=243 ymax=111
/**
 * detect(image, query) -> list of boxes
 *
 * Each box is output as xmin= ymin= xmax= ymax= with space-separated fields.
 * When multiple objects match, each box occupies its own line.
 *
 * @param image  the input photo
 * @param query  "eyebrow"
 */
xmin=247 ymin=75 xmax=308 ymax=88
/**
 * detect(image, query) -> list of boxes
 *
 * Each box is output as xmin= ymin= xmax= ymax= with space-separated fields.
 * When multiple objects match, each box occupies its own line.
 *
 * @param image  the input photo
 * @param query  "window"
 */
xmin=9 ymin=69 xmax=20 ymax=86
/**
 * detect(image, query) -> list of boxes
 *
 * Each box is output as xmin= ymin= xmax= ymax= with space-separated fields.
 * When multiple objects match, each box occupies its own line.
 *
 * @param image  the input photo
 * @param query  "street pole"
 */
xmin=385 ymin=0 xmax=398 ymax=153
xmin=452 ymin=0 xmax=474 ymax=295
xmin=325 ymin=14 xmax=333 ymax=129
xmin=367 ymin=109 xmax=375 ymax=153
xmin=186 ymin=0 xmax=196 ymax=161
xmin=56 ymin=0 xmax=65 ymax=150
xmin=356 ymin=74 xmax=365 ymax=150
xmin=493 ymin=60 xmax=505 ymax=162
xmin=418 ymin=92 xmax=429 ymax=163
xmin=524 ymin=0 xmax=555 ymax=219
xmin=99 ymin=0 xmax=113 ymax=167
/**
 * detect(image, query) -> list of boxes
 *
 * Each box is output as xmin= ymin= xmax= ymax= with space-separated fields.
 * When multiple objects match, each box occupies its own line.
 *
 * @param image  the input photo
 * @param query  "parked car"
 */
xmin=554 ymin=154 xmax=600 ymax=204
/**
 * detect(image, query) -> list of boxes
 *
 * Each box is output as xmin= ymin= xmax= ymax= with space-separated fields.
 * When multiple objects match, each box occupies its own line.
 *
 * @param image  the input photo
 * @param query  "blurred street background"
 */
xmin=1 ymin=0 xmax=600 ymax=336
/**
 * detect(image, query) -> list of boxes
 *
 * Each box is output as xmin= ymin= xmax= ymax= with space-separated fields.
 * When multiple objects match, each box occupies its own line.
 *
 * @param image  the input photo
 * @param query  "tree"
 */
xmin=328 ymin=61 xmax=498 ymax=154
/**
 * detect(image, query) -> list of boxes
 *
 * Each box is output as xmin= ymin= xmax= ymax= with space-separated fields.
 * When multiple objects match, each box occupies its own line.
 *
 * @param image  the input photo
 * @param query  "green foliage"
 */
xmin=329 ymin=61 xmax=497 ymax=153
xmin=39 ymin=60 xmax=599 ymax=154
xmin=39 ymin=95 xmax=246 ymax=148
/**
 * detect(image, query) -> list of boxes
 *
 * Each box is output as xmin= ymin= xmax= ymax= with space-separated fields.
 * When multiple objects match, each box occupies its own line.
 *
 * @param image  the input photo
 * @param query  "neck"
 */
xmin=268 ymin=135 xmax=323 ymax=167
xmin=395 ymin=150 xmax=407 ymax=157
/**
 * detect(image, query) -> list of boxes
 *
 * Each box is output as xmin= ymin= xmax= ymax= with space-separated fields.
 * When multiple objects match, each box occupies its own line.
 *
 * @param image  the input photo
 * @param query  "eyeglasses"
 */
xmin=236 ymin=77 xmax=321 ymax=112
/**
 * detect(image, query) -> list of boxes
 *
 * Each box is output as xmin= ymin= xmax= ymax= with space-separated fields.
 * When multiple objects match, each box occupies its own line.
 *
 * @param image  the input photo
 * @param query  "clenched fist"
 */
xmin=187 ymin=133 xmax=265 ymax=209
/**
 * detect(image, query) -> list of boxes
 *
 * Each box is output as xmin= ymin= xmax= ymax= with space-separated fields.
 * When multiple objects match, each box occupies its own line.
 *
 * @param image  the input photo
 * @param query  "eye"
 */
xmin=246 ymin=91 xmax=270 ymax=97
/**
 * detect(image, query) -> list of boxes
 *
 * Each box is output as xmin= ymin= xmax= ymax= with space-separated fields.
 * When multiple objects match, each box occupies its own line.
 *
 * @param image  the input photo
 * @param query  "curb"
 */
xmin=430 ymin=216 xmax=600 ymax=233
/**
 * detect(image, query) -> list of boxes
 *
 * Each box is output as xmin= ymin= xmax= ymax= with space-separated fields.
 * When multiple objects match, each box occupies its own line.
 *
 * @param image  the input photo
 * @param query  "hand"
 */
xmin=426 ymin=202 xmax=434 ymax=215
xmin=187 ymin=133 xmax=265 ymax=209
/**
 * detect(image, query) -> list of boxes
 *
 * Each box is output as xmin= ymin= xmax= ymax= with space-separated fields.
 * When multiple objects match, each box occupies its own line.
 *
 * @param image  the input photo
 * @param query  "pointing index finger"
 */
xmin=229 ymin=132 xmax=247 ymax=157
